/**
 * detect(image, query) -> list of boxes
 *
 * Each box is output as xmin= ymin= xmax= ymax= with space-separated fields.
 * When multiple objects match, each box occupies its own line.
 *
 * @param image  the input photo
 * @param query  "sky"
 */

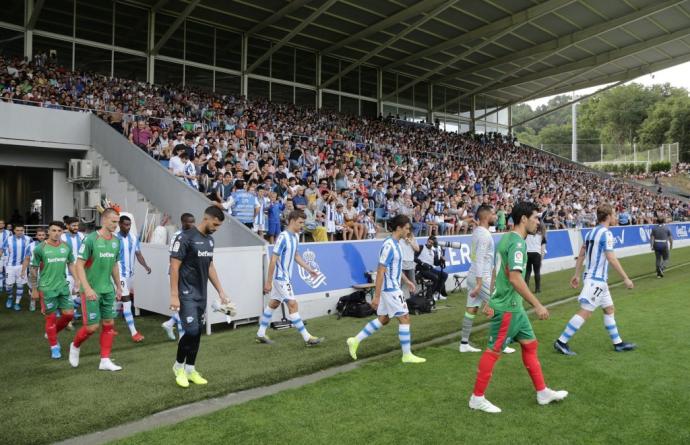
xmin=524 ymin=61 xmax=690 ymax=109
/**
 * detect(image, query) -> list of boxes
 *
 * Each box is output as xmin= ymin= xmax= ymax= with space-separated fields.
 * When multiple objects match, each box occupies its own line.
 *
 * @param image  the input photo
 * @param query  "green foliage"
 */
xmin=650 ymin=161 xmax=672 ymax=172
xmin=515 ymin=83 xmax=689 ymax=161
xmin=592 ymin=163 xmax=646 ymax=174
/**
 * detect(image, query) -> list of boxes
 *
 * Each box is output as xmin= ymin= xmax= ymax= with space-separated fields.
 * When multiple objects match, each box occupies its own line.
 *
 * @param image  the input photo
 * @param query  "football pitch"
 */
xmin=1 ymin=248 xmax=690 ymax=445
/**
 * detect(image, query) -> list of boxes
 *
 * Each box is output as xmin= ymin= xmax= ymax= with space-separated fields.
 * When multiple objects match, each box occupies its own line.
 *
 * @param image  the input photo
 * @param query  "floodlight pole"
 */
xmin=571 ymin=102 xmax=578 ymax=162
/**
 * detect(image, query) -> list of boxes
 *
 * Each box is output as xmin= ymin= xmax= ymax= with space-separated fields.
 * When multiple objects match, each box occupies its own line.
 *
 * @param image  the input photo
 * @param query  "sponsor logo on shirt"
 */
xmin=99 ymin=252 xmax=116 ymax=258
xmin=60 ymin=248 xmax=66 ymax=254
xmin=172 ymin=241 xmax=180 ymax=252
xmin=514 ymin=251 xmax=523 ymax=264
xmin=197 ymin=250 xmax=213 ymax=257
xmin=46 ymin=257 xmax=67 ymax=263
xmin=186 ymin=316 xmax=194 ymax=323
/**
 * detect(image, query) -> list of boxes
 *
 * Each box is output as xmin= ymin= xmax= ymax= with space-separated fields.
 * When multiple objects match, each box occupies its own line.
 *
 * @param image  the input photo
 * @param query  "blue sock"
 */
xmin=288 ymin=312 xmax=311 ymax=341
xmin=355 ymin=318 xmax=382 ymax=342
xmin=604 ymin=314 xmax=622 ymax=344
xmin=558 ymin=314 xmax=585 ymax=344
xmin=122 ymin=301 xmax=138 ymax=335
xmin=399 ymin=324 xmax=411 ymax=354
xmin=257 ymin=306 xmax=273 ymax=337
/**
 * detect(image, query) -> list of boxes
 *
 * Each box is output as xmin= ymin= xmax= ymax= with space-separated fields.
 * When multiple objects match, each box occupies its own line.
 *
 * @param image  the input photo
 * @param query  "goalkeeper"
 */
xmin=169 ymin=206 xmax=233 ymax=388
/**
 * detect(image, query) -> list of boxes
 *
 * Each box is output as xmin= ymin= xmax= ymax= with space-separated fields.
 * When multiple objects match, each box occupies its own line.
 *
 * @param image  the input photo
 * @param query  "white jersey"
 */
xmin=468 ymin=226 xmax=494 ymax=279
xmin=116 ymin=231 xmax=140 ymax=278
xmin=583 ymin=224 xmax=614 ymax=283
xmin=61 ymin=232 xmax=85 ymax=276
xmin=0 ymin=230 xmax=10 ymax=264
xmin=2 ymin=235 xmax=31 ymax=267
xmin=379 ymin=236 xmax=403 ymax=292
xmin=273 ymin=230 xmax=299 ymax=282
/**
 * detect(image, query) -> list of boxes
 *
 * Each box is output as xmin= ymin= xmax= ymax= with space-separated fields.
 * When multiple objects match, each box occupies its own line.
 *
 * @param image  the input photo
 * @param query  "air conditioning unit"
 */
xmin=83 ymin=189 xmax=101 ymax=208
xmin=68 ymin=159 xmax=94 ymax=179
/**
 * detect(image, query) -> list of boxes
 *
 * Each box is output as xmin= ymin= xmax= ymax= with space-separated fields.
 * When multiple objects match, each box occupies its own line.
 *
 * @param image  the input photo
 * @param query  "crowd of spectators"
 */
xmin=2 ymin=53 xmax=688 ymax=242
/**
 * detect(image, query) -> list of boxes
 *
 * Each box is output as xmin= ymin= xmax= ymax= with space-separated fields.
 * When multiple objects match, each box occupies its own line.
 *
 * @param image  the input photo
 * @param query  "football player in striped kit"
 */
xmin=2 ymin=223 xmax=32 ymax=310
xmin=116 ymin=215 xmax=152 ymax=343
xmin=256 ymin=210 xmax=323 ymax=346
xmin=62 ymin=217 xmax=85 ymax=323
xmin=554 ymin=204 xmax=636 ymax=355
xmin=0 ymin=219 xmax=10 ymax=295
xmin=21 ymin=227 xmax=47 ymax=312
xmin=347 ymin=215 xmax=426 ymax=364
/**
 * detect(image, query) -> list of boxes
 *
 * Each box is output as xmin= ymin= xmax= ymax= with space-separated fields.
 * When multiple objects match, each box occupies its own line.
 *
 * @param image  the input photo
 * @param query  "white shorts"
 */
xmin=326 ymin=221 xmax=336 ymax=233
xmin=119 ymin=276 xmax=134 ymax=296
xmin=5 ymin=265 xmax=26 ymax=287
xmin=270 ymin=279 xmax=296 ymax=302
xmin=465 ymin=274 xmax=491 ymax=308
xmin=578 ymin=279 xmax=613 ymax=311
xmin=377 ymin=290 xmax=408 ymax=318
xmin=254 ymin=221 xmax=266 ymax=232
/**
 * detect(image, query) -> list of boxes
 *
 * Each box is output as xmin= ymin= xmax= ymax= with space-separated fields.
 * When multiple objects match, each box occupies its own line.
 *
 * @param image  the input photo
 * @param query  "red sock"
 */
xmin=100 ymin=324 xmax=114 ymax=359
xmin=55 ymin=312 xmax=74 ymax=333
xmin=73 ymin=326 xmax=93 ymax=348
xmin=473 ymin=350 xmax=500 ymax=396
xmin=45 ymin=313 xmax=58 ymax=347
xmin=521 ymin=341 xmax=546 ymax=392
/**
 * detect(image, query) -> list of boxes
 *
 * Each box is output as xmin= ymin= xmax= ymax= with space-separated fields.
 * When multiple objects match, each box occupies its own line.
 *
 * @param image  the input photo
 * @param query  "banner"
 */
xmin=580 ymin=222 xmax=690 ymax=249
xmin=283 ymin=229 xmax=575 ymax=296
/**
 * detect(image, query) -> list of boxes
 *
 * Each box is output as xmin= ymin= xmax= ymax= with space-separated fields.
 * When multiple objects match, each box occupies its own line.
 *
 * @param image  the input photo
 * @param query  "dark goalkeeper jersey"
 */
xmin=170 ymin=226 xmax=214 ymax=299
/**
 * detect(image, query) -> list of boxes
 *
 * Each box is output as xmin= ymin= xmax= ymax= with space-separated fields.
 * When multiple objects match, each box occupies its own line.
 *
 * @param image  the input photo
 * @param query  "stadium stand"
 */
xmin=1 ymin=53 xmax=688 ymax=239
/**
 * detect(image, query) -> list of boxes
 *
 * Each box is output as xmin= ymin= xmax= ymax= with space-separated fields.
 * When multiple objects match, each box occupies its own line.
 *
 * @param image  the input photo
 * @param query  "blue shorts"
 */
xmin=268 ymin=222 xmax=281 ymax=236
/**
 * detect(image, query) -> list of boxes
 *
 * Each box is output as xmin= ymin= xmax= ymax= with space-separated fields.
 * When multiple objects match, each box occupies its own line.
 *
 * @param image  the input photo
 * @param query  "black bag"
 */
xmin=406 ymin=293 xmax=433 ymax=315
xmin=336 ymin=291 xmax=374 ymax=318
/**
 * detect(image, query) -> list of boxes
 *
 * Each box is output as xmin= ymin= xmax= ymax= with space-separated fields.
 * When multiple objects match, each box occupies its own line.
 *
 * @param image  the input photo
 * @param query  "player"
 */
xmin=62 ymin=217 xmax=85 ymax=323
xmin=346 ymin=215 xmax=426 ymax=364
xmin=256 ymin=210 xmax=323 ymax=346
xmin=254 ymin=186 xmax=270 ymax=238
xmin=21 ymin=227 xmax=47 ymax=312
xmin=169 ymin=206 xmax=232 ymax=388
xmin=554 ymin=204 xmax=636 ymax=356
xmin=161 ymin=213 xmax=195 ymax=340
xmin=68 ymin=208 xmax=124 ymax=371
xmin=0 ymin=219 xmax=10 ymax=295
xmin=460 ymin=205 xmax=515 ymax=354
xmin=116 ymin=215 xmax=152 ymax=343
xmin=28 ymin=222 xmax=79 ymax=359
xmin=2 ymin=223 xmax=32 ymax=311
xmin=469 ymin=202 xmax=567 ymax=413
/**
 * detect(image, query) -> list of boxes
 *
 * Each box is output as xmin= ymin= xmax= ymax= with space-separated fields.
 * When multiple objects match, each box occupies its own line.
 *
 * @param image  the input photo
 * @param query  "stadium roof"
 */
xmin=124 ymin=0 xmax=690 ymax=109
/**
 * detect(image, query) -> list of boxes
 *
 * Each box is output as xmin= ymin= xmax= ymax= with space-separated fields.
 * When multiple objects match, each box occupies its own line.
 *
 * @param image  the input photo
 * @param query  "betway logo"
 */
xmin=46 ymin=257 xmax=66 ymax=263
xmin=99 ymin=252 xmax=116 ymax=258
xmin=197 ymin=251 xmax=213 ymax=257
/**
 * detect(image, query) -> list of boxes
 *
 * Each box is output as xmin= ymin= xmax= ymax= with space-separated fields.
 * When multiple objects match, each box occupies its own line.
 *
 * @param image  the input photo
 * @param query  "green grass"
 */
xmin=115 ymin=255 xmax=690 ymax=445
xmin=1 ymin=248 xmax=690 ymax=444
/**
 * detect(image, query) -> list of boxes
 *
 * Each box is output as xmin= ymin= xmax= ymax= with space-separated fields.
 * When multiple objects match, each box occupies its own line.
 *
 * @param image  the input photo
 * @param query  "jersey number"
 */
xmin=593 ymin=286 xmax=603 ymax=298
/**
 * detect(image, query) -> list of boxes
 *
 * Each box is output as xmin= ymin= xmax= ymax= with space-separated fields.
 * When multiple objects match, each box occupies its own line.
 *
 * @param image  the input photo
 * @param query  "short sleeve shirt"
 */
xmin=78 ymin=232 xmax=120 ymax=294
xmin=490 ymin=232 xmax=527 ymax=313
xmin=31 ymin=241 xmax=74 ymax=292
xmin=170 ymin=227 xmax=214 ymax=299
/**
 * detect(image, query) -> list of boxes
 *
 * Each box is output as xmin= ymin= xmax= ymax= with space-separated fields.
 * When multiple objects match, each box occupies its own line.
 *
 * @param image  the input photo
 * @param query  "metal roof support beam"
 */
xmin=382 ymin=0 xmax=576 ymax=101
xmin=151 ymin=0 xmax=201 ymax=55
xmin=433 ymin=0 xmax=683 ymax=88
xmin=319 ymin=1 xmax=457 ymax=89
xmin=246 ymin=0 xmax=337 ymax=74
xmin=439 ymin=24 xmax=690 ymax=111
xmin=384 ymin=0 xmax=576 ymax=71
xmin=26 ymin=0 xmax=46 ymax=30
xmin=471 ymin=26 xmax=690 ymax=93
xmin=476 ymin=51 xmax=690 ymax=121
xmin=321 ymin=0 xmax=447 ymax=55
xmin=247 ymin=0 xmax=313 ymax=36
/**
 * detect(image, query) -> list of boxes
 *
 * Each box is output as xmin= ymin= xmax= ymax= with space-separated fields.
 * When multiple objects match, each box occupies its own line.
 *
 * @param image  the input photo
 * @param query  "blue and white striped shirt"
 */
xmin=273 ymin=230 xmax=298 ymax=282
xmin=334 ymin=211 xmax=344 ymax=226
xmin=255 ymin=196 xmax=270 ymax=227
xmin=379 ymin=236 xmax=403 ymax=292
xmin=183 ymin=161 xmax=198 ymax=189
xmin=61 ymin=232 xmax=85 ymax=276
xmin=583 ymin=225 xmax=614 ymax=282
xmin=116 ymin=231 xmax=140 ymax=278
xmin=2 ymin=235 xmax=31 ymax=267
xmin=25 ymin=240 xmax=39 ymax=263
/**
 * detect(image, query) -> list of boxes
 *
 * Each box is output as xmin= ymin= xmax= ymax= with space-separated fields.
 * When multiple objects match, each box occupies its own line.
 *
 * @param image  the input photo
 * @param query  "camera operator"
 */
xmin=415 ymin=235 xmax=449 ymax=301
